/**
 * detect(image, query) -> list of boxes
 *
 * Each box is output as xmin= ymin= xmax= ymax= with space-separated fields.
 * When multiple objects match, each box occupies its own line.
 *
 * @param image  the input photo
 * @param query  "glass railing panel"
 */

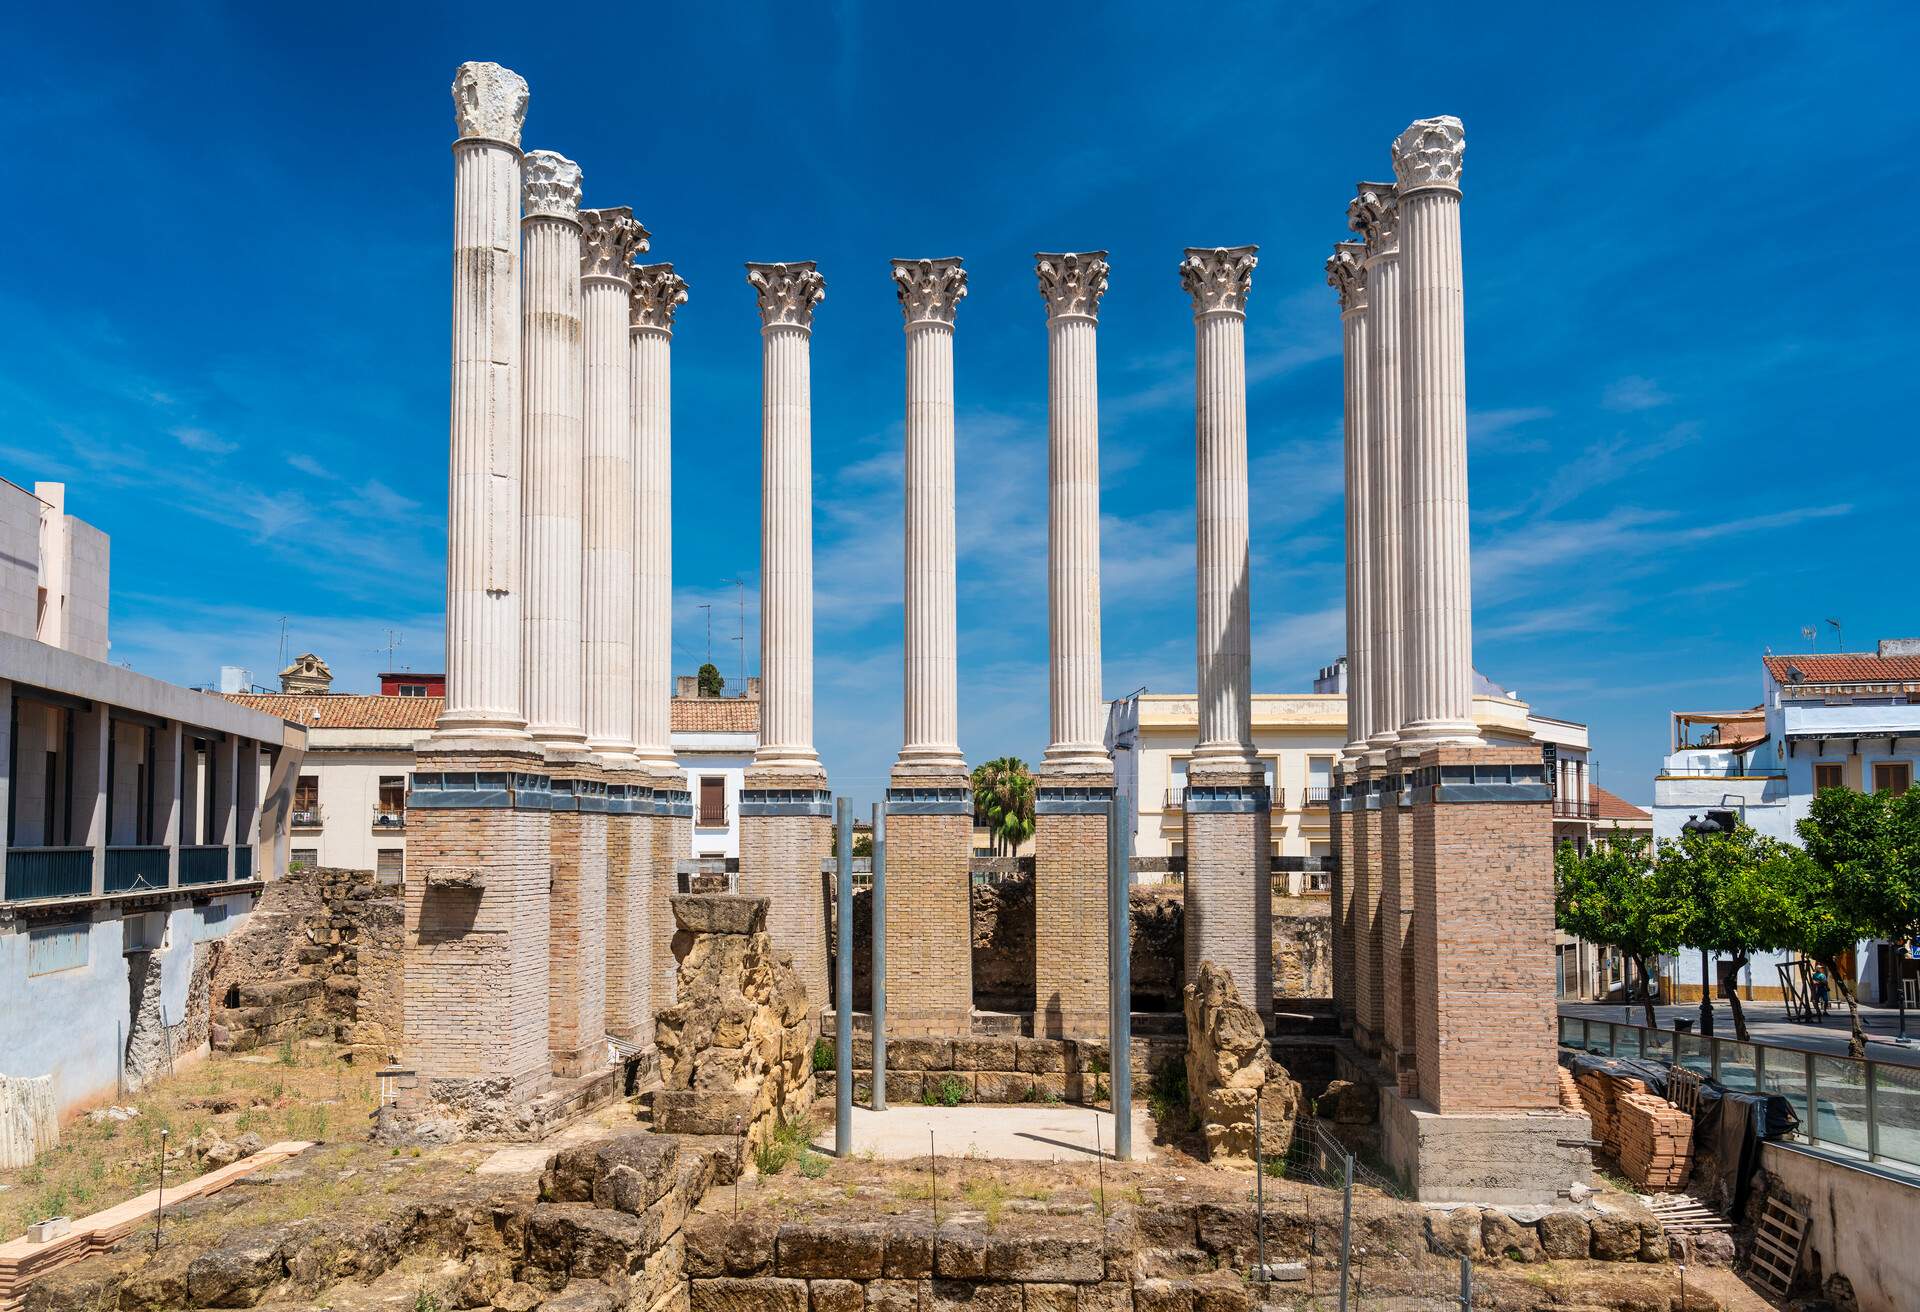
xmin=1673 ymin=1033 xmax=1711 ymax=1075
xmin=1759 ymin=1050 xmax=1811 ymax=1143
xmin=1642 ymin=1027 xmax=1674 ymax=1064
xmin=1559 ymin=1016 xmax=1583 ymax=1047
xmin=1873 ymin=1063 xmax=1920 ymax=1171
xmin=1717 ymin=1041 xmax=1758 ymax=1093
xmin=1616 ymin=1025 xmax=1642 ymax=1059
xmin=1812 ymin=1056 xmax=1870 ymax=1156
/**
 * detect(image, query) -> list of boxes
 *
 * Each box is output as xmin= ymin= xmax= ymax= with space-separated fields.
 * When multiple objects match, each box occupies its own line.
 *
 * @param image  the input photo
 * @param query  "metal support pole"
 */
xmin=835 ymin=797 xmax=854 ymax=1157
xmin=871 ymin=801 xmax=888 ymax=1111
xmin=1337 ymin=1152 xmax=1353 ymax=1312
xmin=1457 ymin=1254 xmax=1472 ymax=1310
xmin=1108 ymin=794 xmax=1133 ymax=1162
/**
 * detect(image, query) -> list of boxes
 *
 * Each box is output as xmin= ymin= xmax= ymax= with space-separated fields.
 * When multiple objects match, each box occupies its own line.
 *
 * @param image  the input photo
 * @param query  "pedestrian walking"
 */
xmin=1810 ymin=965 xmax=1830 ymax=1020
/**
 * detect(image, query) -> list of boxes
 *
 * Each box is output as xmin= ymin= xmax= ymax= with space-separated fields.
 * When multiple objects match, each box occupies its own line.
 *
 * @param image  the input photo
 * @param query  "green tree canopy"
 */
xmin=971 ymin=757 xmax=1035 ymax=857
xmin=1652 ymin=822 xmax=1794 ymax=1041
xmin=696 ymin=662 xmax=725 ymax=697
xmin=1555 ymin=835 xmax=1681 ymax=1026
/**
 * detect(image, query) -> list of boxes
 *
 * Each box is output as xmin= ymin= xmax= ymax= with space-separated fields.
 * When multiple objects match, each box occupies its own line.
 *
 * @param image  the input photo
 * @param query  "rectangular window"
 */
xmin=1813 ymin=762 xmax=1844 ymax=793
xmin=376 ymin=849 xmax=404 ymax=884
xmin=376 ymin=776 xmax=406 ymax=826
xmin=27 ymin=922 xmax=89 ymax=976
xmin=290 ymin=847 xmax=318 ymax=869
xmin=1874 ymin=762 xmax=1912 ymax=796
xmin=397 ymin=684 xmax=426 ymax=697
xmin=293 ymin=774 xmax=320 ymax=826
xmin=698 ymin=776 xmax=726 ymax=827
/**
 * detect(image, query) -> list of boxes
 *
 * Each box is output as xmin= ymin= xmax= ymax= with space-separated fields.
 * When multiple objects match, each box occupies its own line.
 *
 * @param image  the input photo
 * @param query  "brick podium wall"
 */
xmin=1330 ymin=769 xmax=1356 ymax=1030
xmin=1182 ymin=760 xmax=1273 ymax=1012
xmin=1377 ymin=769 xmax=1416 ymax=1093
xmin=883 ymin=771 xmax=974 ymax=1036
xmin=1351 ymin=768 xmax=1381 ymax=1052
xmin=738 ymin=767 xmax=832 ymax=1011
xmin=547 ymin=802 xmax=607 ymax=1077
xmin=1032 ymin=770 xmax=1112 ymax=1040
xmin=603 ymin=794 xmax=649 ymax=1047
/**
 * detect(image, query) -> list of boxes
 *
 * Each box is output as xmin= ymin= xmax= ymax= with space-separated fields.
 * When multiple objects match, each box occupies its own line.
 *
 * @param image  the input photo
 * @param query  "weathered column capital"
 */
xmin=630 ymin=263 xmax=689 ymax=334
xmin=451 ymin=61 xmax=528 ymax=148
xmin=1035 ymin=251 xmax=1109 ymax=321
xmin=892 ymin=257 xmax=967 ymax=328
xmin=1326 ymin=242 xmax=1368 ymax=313
xmin=746 ymin=262 xmax=826 ymax=332
xmin=1347 ymin=182 xmax=1399 ymax=254
xmin=1180 ymin=245 xmax=1258 ymax=318
xmin=582 ymin=208 xmax=649 ymax=282
xmin=1391 ymin=116 xmax=1465 ymax=195
xmin=522 ymin=151 xmax=582 ymax=222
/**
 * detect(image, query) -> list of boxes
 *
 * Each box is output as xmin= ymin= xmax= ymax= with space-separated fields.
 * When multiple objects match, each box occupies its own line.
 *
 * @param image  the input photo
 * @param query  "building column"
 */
xmin=611 ymin=263 xmax=690 ymax=1051
xmin=438 ymin=61 xmax=529 ymax=739
xmin=739 ymin=262 xmax=832 ymax=1008
xmin=402 ymin=63 xmax=556 ymax=1133
xmin=1324 ymin=243 xmax=1370 ymax=1032
xmin=1393 ymin=119 xmax=1478 ymax=747
xmin=160 ymin=721 xmax=182 ymax=887
xmin=219 ymin=735 xmax=239 ymax=880
xmin=1179 ymin=246 xmax=1271 ymax=1014
xmin=1032 ymin=252 xmax=1113 ymax=1039
xmin=519 ymin=150 xmax=588 ymax=752
xmin=886 ymin=258 xmax=973 ymax=1037
xmin=75 ymin=703 xmax=109 ymax=895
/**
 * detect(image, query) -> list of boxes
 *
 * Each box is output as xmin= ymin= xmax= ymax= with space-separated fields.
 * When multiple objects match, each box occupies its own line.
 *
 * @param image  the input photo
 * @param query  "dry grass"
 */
xmin=0 ymin=1040 xmax=379 ymax=1240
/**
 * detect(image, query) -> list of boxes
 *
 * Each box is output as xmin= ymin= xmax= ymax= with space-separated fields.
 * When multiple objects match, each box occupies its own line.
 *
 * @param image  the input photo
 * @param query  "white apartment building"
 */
xmin=229 ymin=674 xmax=765 ymax=874
xmin=1652 ymin=641 xmax=1920 ymax=1006
xmin=2 ymin=480 xmax=304 ymax=1124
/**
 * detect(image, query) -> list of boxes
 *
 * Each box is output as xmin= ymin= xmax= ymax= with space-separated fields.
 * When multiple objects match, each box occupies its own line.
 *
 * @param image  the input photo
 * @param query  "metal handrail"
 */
xmin=291 ymin=807 xmax=324 ymax=828
xmin=1304 ymin=785 xmax=1331 ymax=806
xmin=372 ymin=807 xmax=406 ymax=828
xmin=1559 ymin=1015 xmax=1919 ymax=1174
xmin=1553 ymin=799 xmax=1597 ymax=819
xmin=1163 ymin=788 xmax=1185 ymax=810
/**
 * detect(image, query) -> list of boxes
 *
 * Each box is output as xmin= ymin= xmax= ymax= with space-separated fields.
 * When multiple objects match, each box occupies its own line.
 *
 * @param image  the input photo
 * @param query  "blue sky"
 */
xmin=3 ymin=3 xmax=1914 ymax=808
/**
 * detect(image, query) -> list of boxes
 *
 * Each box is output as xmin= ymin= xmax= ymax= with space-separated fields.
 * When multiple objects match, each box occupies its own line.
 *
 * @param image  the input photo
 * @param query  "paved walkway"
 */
xmin=1559 ymin=1000 xmax=1920 ymax=1066
xmin=812 ymin=1104 xmax=1155 ymax=1162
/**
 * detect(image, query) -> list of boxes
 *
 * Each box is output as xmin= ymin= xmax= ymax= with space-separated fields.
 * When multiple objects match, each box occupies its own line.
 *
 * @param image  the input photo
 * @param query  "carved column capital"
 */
xmin=1180 ymin=245 xmax=1258 ymax=317
xmin=630 ymin=263 xmax=689 ymax=333
xmin=1035 ymin=251 xmax=1109 ymax=321
xmin=746 ymin=262 xmax=826 ymax=331
xmin=1347 ymin=181 xmax=1399 ymax=253
xmin=1391 ymin=116 xmax=1465 ymax=194
xmin=581 ymin=207 xmax=649 ymax=281
xmin=451 ymin=61 xmax=528 ymax=148
xmin=892 ymin=258 xmax=967 ymax=327
xmin=1326 ymin=242 xmax=1368 ymax=312
xmin=522 ymin=151 xmax=582 ymax=221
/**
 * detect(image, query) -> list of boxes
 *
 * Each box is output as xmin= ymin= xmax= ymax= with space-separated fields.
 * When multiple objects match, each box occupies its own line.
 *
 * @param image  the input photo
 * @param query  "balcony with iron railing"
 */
xmin=291 ymin=807 xmax=324 ymax=830
xmin=1552 ymin=798 xmax=1597 ymax=820
xmin=372 ymin=806 xmax=406 ymax=830
xmin=4 ymin=847 xmax=94 ymax=901
xmin=180 ymin=845 xmax=230 ymax=885
xmin=105 ymin=845 xmax=169 ymax=893
xmin=1163 ymin=788 xmax=1185 ymax=811
xmin=1304 ymin=785 xmax=1331 ymax=807
xmin=695 ymin=804 xmax=731 ymax=829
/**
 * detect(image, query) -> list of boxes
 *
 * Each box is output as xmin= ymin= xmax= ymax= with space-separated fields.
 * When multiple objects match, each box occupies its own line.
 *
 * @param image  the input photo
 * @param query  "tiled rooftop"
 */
xmin=223 ymin=693 xmax=443 ymax=730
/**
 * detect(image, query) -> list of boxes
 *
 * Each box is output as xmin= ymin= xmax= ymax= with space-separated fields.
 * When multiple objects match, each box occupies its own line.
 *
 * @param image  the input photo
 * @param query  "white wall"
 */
xmin=0 ymin=481 xmax=39 ymax=644
xmin=677 ymin=735 xmax=754 ymax=860
xmin=292 ymin=747 xmax=413 ymax=873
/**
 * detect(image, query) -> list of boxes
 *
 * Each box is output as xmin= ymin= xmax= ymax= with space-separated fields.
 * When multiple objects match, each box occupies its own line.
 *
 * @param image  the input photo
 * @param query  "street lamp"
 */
xmin=1681 ymin=813 xmax=1724 ymax=1038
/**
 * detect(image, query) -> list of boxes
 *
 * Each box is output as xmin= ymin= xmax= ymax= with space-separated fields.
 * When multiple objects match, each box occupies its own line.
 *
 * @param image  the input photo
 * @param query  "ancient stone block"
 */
xmin=684 ymin=1216 xmax=775 ymax=1278
xmin=1479 ymin=1210 xmax=1541 ymax=1263
xmin=777 ymin=1222 xmax=886 ymax=1279
xmin=928 ymin=1281 xmax=1021 ymax=1312
xmin=807 ymin=1278 xmax=864 ymax=1312
xmin=883 ymin=1224 xmax=936 ymax=1278
xmin=1587 ymin=1214 xmax=1640 ymax=1261
xmin=985 ymin=1233 xmax=1103 ymax=1283
xmin=1182 ymin=962 xmax=1300 ymax=1165
xmin=1024 ymin=1285 xmax=1078 ymax=1312
xmin=1535 ymin=1211 xmax=1590 ymax=1260
xmin=183 ymin=1236 xmax=285 ymax=1308
xmin=933 ymin=1227 xmax=989 ymax=1278
xmin=952 ymin=1039 xmax=1016 ymax=1071
xmin=689 ymin=1276 xmax=808 ymax=1312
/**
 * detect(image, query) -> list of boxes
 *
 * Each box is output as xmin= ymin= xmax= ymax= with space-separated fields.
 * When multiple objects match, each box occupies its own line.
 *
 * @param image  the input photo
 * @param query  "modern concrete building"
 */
xmin=2 ymin=479 xmax=305 ymax=1122
xmin=1652 ymin=641 xmax=1920 ymax=1005
xmin=671 ymin=676 xmax=759 ymax=863
xmin=1108 ymin=674 xmax=1598 ymax=873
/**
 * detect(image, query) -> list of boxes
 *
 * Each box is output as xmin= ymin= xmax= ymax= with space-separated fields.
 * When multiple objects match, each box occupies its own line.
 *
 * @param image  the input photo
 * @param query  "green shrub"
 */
xmin=1145 ymin=1060 xmax=1193 ymax=1130
xmin=812 ymin=1039 xmax=834 ymax=1072
xmin=919 ymin=1074 xmax=969 ymax=1107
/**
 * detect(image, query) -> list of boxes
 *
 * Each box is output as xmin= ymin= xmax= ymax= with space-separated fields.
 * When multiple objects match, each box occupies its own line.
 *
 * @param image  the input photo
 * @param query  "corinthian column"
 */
xmin=630 ymin=264 xmax=687 ymax=769
xmin=885 ymin=257 xmax=973 ymax=1037
xmin=1178 ymin=245 xmax=1271 ymax=1013
xmin=747 ymin=262 xmax=827 ymax=771
xmin=1326 ymin=243 xmax=1372 ymax=757
xmin=1393 ymin=117 xmax=1479 ymax=745
xmin=740 ymin=261 xmax=831 ymax=1008
xmin=1035 ymin=253 xmax=1110 ymax=773
xmin=1349 ymin=183 xmax=1405 ymax=752
xmin=580 ymin=207 xmax=649 ymax=763
xmin=440 ymin=61 xmax=529 ymax=737
xmin=520 ymin=151 xmax=587 ymax=749
xmin=892 ymin=258 xmax=967 ymax=773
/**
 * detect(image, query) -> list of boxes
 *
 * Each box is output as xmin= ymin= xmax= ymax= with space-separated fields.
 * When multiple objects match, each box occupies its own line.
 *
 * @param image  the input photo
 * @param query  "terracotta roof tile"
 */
xmin=670 ymin=696 xmax=759 ymax=735
xmin=1589 ymin=784 xmax=1651 ymax=823
xmin=223 ymin=693 xmax=443 ymax=730
xmin=1764 ymin=653 xmax=1920 ymax=685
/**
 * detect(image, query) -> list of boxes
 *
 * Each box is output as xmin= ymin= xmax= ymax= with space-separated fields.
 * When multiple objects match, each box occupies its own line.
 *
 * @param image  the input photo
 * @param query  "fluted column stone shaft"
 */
xmin=1350 ymin=184 xmax=1406 ymax=750
xmin=1393 ymin=117 xmax=1478 ymax=744
xmin=580 ymin=208 xmax=648 ymax=761
xmin=1327 ymin=243 xmax=1372 ymax=756
xmin=748 ymin=263 xmax=827 ymax=771
xmin=893 ymin=258 xmax=967 ymax=772
xmin=1183 ymin=247 xmax=1259 ymax=765
xmin=441 ymin=62 xmax=529 ymax=737
xmin=1035 ymin=253 xmax=1110 ymax=774
xmin=519 ymin=152 xmax=587 ymax=748
xmin=630 ymin=265 xmax=687 ymax=766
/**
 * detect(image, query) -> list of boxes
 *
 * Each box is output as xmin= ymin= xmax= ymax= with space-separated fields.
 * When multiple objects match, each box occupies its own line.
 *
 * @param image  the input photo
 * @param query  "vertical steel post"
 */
xmin=1254 ymin=1093 xmax=1266 ymax=1276
xmin=1337 ymin=1152 xmax=1353 ymax=1312
xmin=835 ymin=797 xmax=854 ymax=1156
xmin=1108 ymin=793 xmax=1133 ymax=1161
xmin=1458 ymin=1254 xmax=1472 ymax=1310
xmin=871 ymin=801 xmax=888 ymax=1112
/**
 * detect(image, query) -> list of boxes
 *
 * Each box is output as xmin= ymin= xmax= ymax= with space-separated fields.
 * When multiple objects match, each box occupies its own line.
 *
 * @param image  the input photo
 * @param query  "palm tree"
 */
xmin=971 ymin=757 xmax=1035 ymax=856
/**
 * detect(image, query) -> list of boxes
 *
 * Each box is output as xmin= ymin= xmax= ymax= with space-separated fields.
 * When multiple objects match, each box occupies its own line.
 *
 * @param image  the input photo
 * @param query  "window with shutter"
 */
xmin=1813 ymin=762 xmax=1844 ymax=793
xmin=698 ymin=776 xmax=726 ymax=827
xmin=1873 ymin=762 xmax=1911 ymax=796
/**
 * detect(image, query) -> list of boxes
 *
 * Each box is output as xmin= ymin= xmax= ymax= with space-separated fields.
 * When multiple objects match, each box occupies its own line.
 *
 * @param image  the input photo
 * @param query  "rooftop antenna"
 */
xmin=278 ymin=616 xmax=288 ymax=669
xmin=1801 ymin=625 xmax=1816 ymax=651
xmin=722 ymin=577 xmax=747 ymax=694
xmin=1826 ymin=617 xmax=1843 ymax=652
xmin=376 ymin=629 xmax=403 ymax=670
xmin=698 ymin=603 xmax=713 ymax=664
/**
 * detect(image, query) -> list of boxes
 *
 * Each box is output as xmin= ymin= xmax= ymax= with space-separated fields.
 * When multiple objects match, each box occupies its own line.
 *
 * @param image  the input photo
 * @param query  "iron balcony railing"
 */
xmin=695 ymin=805 xmax=730 ymax=828
xmin=180 ymin=845 xmax=230 ymax=886
xmin=1304 ymin=785 xmax=1331 ymax=806
xmin=1163 ymin=788 xmax=1185 ymax=811
xmin=105 ymin=845 xmax=169 ymax=893
xmin=372 ymin=807 xmax=406 ymax=829
xmin=291 ymin=807 xmax=324 ymax=828
xmin=1559 ymin=1015 xmax=1920 ymax=1178
xmin=4 ymin=847 xmax=94 ymax=901
xmin=1553 ymin=799 xmax=1598 ymax=819
xmin=1656 ymin=764 xmax=1787 ymax=779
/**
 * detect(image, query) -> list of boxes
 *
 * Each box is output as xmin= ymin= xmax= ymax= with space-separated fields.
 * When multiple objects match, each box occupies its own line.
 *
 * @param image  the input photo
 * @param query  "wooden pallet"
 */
xmin=1668 ymin=1066 xmax=1703 ymax=1118
xmin=0 ymin=1140 xmax=311 ymax=1312
xmin=1746 ymin=1195 xmax=1809 ymax=1297
xmin=1643 ymin=1192 xmax=1731 ymax=1236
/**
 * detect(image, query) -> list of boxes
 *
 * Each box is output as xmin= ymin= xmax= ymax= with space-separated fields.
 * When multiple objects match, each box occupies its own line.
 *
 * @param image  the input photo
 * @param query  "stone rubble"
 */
xmin=1181 ymin=961 xmax=1301 ymax=1163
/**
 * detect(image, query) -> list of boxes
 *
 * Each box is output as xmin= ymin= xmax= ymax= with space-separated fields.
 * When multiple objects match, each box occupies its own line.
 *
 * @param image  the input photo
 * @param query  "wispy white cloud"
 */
xmin=1602 ymin=374 xmax=1672 ymax=412
xmin=170 ymin=425 xmax=237 ymax=455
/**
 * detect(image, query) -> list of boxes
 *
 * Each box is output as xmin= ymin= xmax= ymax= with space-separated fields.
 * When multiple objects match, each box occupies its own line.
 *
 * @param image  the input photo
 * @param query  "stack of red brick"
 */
xmin=1615 ymin=1089 xmax=1693 ymax=1190
xmin=1575 ymin=1068 xmax=1627 ymax=1151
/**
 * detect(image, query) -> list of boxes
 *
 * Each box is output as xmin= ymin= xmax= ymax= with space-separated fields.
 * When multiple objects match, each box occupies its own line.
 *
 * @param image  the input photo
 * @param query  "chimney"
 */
xmin=1878 ymin=638 xmax=1920 ymax=658
xmin=675 ymin=675 xmax=699 ymax=698
xmin=746 ymin=676 xmax=761 ymax=699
